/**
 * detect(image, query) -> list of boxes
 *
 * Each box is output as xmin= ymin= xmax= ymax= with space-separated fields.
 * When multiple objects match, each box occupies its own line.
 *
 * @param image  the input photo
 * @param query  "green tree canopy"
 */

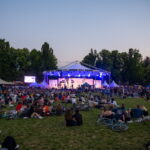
xmin=0 ymin=39 xmax=58 ymax=81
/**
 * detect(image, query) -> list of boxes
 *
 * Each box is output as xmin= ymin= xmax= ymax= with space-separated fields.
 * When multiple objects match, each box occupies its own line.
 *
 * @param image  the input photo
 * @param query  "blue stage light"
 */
xmin=100 ymin=72 xmax=102 ymax=77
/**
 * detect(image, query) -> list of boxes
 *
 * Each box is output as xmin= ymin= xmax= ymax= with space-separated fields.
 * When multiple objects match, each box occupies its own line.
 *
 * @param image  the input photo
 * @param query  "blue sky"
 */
xmin=0 ymin=0 xmax=150 ymax=66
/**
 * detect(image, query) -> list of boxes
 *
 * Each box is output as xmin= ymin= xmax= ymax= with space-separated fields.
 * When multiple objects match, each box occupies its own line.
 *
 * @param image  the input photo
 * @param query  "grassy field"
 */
xmin=0 ymin=98 xmax=150 ymax=150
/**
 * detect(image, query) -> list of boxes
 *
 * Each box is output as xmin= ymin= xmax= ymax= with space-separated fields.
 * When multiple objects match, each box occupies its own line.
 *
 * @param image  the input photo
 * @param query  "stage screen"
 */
xmin=24 ymin=76 xmax=36 ymax=83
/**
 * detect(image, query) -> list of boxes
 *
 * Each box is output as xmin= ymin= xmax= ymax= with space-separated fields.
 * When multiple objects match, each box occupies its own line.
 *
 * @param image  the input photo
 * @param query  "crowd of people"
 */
xmin=0 ymin=84 xmax=150 ymax=150
xmin=0 ymin=85 xmax=149 ymax=122
xmin=100 ymin=103 xmax=149 ymax=123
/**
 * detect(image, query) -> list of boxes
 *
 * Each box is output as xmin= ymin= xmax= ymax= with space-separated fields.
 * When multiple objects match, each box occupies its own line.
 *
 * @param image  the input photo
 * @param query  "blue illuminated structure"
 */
xmin=43 ymin=61 xmax=111 ymax=88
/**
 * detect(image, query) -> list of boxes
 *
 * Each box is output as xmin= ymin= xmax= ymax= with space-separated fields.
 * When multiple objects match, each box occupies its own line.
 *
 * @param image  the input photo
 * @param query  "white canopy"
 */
xmin=109 ymin=80 xmax=119 ymax=88
xmin=103 ymin=81 xmax=109 ymax=87
xmin=39 ymin=80 xmax=48 ymax=88
xmin=0 ymin=78 xmax=14 ymax=85
xmin=58 ymin=61 xmax=91 ymax=70
xmin=29 ymin=82 xmax=40 ymax=87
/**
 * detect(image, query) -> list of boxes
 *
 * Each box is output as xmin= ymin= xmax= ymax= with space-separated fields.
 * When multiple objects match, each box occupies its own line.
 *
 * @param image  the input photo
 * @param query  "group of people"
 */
xmin=65 ymin=109 xmax=83 ymax=126
xmin=0 ymin=84 xmax=149 ymax=121
xmin=100 ymin=102 xmax=149 ymax=123
xmin=0 ymin=84 xmax=150 ymax=150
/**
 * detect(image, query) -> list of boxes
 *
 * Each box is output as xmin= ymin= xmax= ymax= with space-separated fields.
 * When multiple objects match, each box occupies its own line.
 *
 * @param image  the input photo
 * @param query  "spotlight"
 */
xmin=100 ymin=72 xmax=102 ymax=77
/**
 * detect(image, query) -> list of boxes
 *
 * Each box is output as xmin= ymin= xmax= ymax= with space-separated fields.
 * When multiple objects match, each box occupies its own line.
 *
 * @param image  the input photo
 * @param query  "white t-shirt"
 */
xmin=72 ymin=98 xmax=76 ymax=104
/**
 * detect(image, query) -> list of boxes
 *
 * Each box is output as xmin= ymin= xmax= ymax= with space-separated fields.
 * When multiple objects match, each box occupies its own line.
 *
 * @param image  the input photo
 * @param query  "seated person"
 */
xmin=64 ymin=108 xmax=76 ymax=126
xmin=110 ymin=98 xmax=118 ymax=107
xmin=43 ymin=105 xmax=50 ymax=116
xmin=56 ymin=104 xmax=63 ymax=115
xmin=73 ymin=109 xmax=83 ymax=126
xmin=131 ymin=105 xmax=144 ymax=119
xmin=100 ymin=99 xmax=107 ymax=104
xmin=42 ymin=103 xmax=52 ymax=116
xmin=15 ymin=102 xmax=23 ymax=112
xmin=139 ymin=105 xmax=148 ymax=116
xmin=28 ymin=105 xmax=34 ymax=118
xmin=19 ymin=104 xmax=30 ymax=118
xmin=113 ymin=104 xmax=126 ymax=122
xmin=31 ymin=112 xmax=43 ymax=119
xmin=101 ymin=107 xmax=115 ymax=119
xmin=124 ymin=109 xmax=132 ymax=123
xmin=0 ymin=136 xmax=19 ymax=150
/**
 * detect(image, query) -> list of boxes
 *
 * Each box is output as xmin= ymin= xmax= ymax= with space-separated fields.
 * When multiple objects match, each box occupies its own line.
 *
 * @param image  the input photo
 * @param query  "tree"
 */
xmin=29 ymin=49 xmax=42 ymax=81
xmin=127 ymin=49 xmax=144 ymax=84
xmin=0 ymin=39 xmax=18 ymax=81
xmin=97 ymin=49 xmax=112 ymax=71
xmin=110 ymin=50 xmax=124 ymax=83
xmin=41 ymin=42 xmax=57 ymax=71
xmin=0 ymin=39 xmax=58 ymax=81
xmin=82 ymin=49 xmax=98 ymax=66
xmin=143 ymin=57 xmax=150 ymax=85
xmin=82 ymin=48 xmax=146 ymax=85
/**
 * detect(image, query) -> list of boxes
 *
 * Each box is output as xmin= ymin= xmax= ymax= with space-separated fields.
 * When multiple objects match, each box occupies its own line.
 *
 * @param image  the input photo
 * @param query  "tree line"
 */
xmin=82 ymin=49 xmax=150 ymax=85
xmin=0 ymin=39 xmax=57 ymax=82
xmin=0 ymin=38 xmax=149 ymax=85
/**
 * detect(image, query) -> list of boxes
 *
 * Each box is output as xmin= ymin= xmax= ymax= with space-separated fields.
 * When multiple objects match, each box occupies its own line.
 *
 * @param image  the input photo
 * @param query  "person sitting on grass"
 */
xmin=73 ymin=109 xmax=83 ymax=126
xmin=55 ymin=103 xmax=63 ymax=115
xmin=131 ymin=105 xmax=144 ymax=119
xmin=113 ymin=104 xmax=126 ymax=122
xmin=15 ymin=102 xmax=23 ymax=113
xmin=124 ymin=109 xmax=132 ymax=123
xmin=0 ymin=136 xmax=19 ymax=150
xmin=110 ymin=98 xmax=118 ymax=107
xmin=139 ymin=105 xmax=149 ymax=116
xmin=65 ymin=108 xmax=76 ymax=126
xmin=42 ymin=102 xmax=52 ymax=116
xmin=101 ymin=107 xmax=115 ymax=119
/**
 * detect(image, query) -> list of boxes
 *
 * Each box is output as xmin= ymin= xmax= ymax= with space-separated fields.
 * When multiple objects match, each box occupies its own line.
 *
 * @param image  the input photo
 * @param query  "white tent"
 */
xmin=58 ymin=61 xmax=91 ymax=70
xmin=29 ymin=82 xmax=40 ymax=87
xmin=102 ymin=81 xmax=109 ymax=87
xmin=109 ymin=80 xmax=119 ymax=88
xmin=0 ymin=78 xmax=14 ymax=85
xmin=39 ymin=80 xmax=48 ymax=88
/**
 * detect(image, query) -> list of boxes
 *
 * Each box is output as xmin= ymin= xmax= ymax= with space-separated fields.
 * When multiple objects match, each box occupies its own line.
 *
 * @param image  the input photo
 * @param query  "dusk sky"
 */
xmin=0 ymin=0 xmax=150 ymax=66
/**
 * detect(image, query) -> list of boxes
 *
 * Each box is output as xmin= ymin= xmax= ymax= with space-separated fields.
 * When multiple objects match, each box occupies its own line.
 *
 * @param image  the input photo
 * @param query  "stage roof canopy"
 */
xmin=43 ymin=61 xmax=110 ymax=75
xmin=59 ymin=61 xmax=90 ymax=70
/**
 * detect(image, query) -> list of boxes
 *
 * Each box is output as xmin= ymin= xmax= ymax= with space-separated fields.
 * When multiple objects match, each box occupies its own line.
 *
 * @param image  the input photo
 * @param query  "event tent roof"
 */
xmin=43 ymin=61 xmax=111 ymax=75
xmin=29 ymin=82 xmax=40 ymax=87
xmin=109 ymin=80 xmax=119 ymax=88
xmin=39 ymin=80 xmax=48 ymax=88
xmin=0 ymin=78 xmax=14 ymax=85
xmin=59 ymin=61 xmax=91 ymax=70
xmin=103 ymin=81 xmax=109 ymax=87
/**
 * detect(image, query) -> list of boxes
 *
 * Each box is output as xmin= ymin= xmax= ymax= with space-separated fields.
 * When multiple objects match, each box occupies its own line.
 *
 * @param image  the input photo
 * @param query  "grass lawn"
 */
xmin=0 ymin=98 xmax=150 ymax=150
